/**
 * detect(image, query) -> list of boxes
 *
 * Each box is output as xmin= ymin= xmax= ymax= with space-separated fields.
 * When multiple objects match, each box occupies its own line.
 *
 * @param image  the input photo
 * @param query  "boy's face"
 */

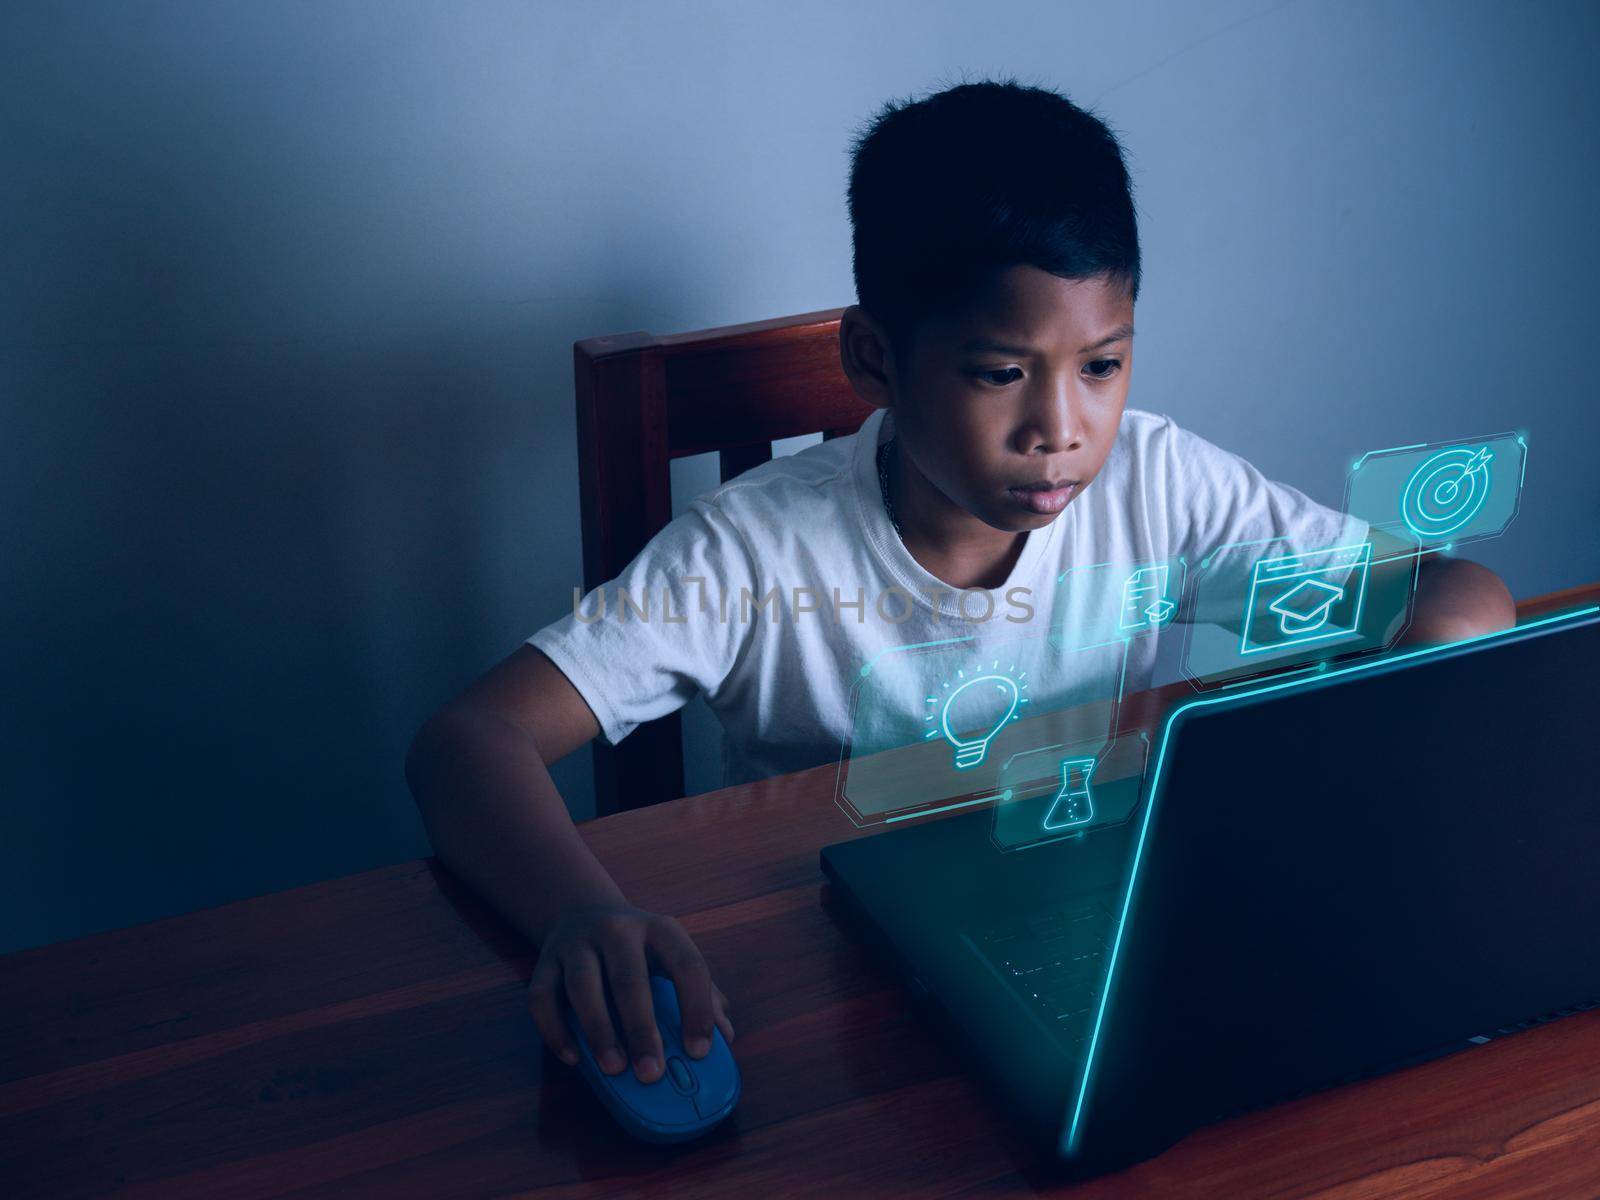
xmin=845 ymin=265 xmax=1135 ymax=535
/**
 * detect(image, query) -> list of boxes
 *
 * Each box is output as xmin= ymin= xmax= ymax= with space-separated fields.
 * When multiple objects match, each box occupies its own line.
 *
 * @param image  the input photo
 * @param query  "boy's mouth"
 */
xmin=1006 ymin=479 xmax=1080 ymax=515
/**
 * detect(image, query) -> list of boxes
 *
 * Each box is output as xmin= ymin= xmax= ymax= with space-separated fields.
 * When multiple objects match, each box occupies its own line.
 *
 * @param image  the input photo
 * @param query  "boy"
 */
xmin=405 ymin=79 xmax=1514 ymax=1092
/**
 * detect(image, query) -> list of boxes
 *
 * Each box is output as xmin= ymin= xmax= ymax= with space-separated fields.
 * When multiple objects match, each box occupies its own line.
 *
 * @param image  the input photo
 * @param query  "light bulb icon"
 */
xmin=935 ymin=670 xmax=1023 ymax=770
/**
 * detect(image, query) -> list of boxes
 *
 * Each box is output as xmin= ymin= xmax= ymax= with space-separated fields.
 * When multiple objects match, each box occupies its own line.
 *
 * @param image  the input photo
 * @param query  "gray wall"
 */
xmin=4 ymin=0 xmax=1596 ymax=954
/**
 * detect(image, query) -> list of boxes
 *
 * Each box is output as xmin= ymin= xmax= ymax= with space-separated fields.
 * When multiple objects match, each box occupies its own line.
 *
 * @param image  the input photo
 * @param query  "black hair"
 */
xmin=846 ymin=75 xmax=1141 ymax=368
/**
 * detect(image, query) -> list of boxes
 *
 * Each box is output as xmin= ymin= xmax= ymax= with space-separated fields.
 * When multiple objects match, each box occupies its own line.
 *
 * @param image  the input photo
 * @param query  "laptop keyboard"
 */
xmin=968 ymin=892 xmax=1118 ymax=1053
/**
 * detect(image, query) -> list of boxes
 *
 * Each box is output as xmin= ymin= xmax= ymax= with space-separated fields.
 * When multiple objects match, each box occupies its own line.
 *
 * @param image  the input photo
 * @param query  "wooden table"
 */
xmin=5 ymin=588 xmax=1600 ymax=1198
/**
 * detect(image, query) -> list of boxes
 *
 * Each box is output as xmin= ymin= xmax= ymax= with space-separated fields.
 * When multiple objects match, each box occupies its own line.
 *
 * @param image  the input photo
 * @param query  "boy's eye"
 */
xmin=971 ymin=367 xmax=1023 ymax=387
xmin=969 ymin=361 xmax=1122 ymax=386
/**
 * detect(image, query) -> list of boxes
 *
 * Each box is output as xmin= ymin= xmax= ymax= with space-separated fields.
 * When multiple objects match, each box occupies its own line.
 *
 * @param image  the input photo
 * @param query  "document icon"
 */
xmin=1240 ymin=542 xmax=1371 ymax=656
xmin=1118 ymin=564 xmax=1177 ymax=633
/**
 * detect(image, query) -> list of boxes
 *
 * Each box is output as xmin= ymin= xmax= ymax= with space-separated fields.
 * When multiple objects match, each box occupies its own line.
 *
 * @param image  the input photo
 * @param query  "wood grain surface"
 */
xmin=3 ymin=590 xmax=1598 ymax=1198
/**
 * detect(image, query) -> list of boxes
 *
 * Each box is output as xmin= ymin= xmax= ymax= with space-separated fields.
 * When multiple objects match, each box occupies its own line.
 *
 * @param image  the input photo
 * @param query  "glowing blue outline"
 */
xmin=838 ymin=629 xmax=1061 ymax=827
xmin=1238 ymin=542 xmax=1372 ymax=657
xmin=1116 ymin=564 xmax=1177 ymax=633
xmin=1343 ymin=432 xmax=1526 ymax=552
xmin=1351 ymin=440 xmax=1428 ymax=470
xmin=1062 ymin=604 xmax=1600 ymax=1157
xmin=1042 ymin=757 xmax=1098 ymax=830
xmin=989 ymin=732 xmax=1150 ymax=854
xmin=938 ymin=672 xmax=1023 ymax=769
xmin=1184 ymin=536 xmax=1419 ymax=692
xmin=1266 ymin=578 xmax=1342 ymax=633
xmin=857 ymin=631 xmax=979 ymax=677
xmin=1052 ymin=556 xmax=1188 ymax=653
xmin=1400 ymin=445 xmax=1493 ymax=538
xmin=884 ymin=788 xmax=1012 ymax=823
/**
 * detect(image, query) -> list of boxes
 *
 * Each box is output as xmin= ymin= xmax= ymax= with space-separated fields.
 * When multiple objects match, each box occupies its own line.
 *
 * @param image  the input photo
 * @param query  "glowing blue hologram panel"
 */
xmin=990 ymin=734 xmax=1150 ymax=852
xmin=1042 ymin=757 xmax=1097 ymax=830
xmin=1180 ymin=528 xmax=1419 ymax=689
xmin=836 ymin=629 xmax=1128 ymax=827
xmin=1239 ymin=542 xmax=1371 ymax=656
xmin=1345 ymin=433 xmax=1525 ymax=550
xmin=938 ymin=671 xmax=1022 ymax=769
xmin=1053 ymin=557 xmax=1187 ymax=652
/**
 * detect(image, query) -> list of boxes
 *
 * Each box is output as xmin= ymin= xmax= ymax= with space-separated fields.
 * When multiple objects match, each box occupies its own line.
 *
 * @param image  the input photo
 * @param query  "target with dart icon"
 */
xmin=1400 ymin=444 xmax=1494 ymax=539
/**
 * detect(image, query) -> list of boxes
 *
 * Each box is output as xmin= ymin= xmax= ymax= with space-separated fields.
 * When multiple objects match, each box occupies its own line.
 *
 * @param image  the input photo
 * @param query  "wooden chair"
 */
xmin=573 ymin=307 xmax=875 ymax=816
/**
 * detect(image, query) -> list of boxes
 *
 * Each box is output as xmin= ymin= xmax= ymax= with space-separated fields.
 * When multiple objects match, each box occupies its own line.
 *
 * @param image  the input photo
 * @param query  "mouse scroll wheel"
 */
xmin=665 ymin=1056 xmax=698 ymax=1094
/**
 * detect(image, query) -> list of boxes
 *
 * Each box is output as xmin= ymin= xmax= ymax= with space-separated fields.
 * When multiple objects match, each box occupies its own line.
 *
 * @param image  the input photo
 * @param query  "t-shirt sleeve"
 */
xmin=1159 ymin=417 xmax=1368 ymax=618
xmin=527 ymin=499 xmax=757 ymax=746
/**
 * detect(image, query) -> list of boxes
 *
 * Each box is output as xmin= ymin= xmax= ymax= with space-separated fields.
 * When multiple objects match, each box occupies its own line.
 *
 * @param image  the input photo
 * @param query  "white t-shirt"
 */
xmin=530 ymin=406 xmax=1357 ymax=787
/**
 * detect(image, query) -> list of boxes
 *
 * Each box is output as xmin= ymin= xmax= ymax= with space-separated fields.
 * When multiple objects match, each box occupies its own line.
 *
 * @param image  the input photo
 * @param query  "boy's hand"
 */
xmin=527 ymin=903 xmax=735 ymax=1083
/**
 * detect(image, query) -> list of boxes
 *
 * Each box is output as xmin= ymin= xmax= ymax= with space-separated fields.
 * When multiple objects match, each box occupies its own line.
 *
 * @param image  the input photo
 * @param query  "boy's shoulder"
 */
xmin=692 ymin=424 xmax=862 ymax=522
xmin=1096 ymin=406 xmax=1182 ymax=483
xmin=1118 ymin=405 xmax=1176 ymax=437
xmin=1106 ymin=406 xmax=1233 ymax=476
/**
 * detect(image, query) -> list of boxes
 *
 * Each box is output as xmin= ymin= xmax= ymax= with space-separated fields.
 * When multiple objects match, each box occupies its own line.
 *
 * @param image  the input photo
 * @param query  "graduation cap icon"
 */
xmin=1144 ymin=598 xmax=1177 ymax=624
xmin=1267 ymin=578 xmax=1345 ymax=636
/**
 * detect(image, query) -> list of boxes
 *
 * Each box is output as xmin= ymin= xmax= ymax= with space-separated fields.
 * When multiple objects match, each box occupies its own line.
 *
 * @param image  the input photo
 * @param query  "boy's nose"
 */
xmin=1016 ymin=389 xmax=1085 ymax=455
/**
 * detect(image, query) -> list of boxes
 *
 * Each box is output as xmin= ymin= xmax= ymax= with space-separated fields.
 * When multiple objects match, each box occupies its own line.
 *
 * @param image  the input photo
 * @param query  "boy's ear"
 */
xmin=838 ymin=305 xmax=897 ymax=411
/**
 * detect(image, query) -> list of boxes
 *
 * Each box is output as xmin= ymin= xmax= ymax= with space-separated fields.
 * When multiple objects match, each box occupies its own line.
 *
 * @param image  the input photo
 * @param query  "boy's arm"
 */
xmin=1401 ymin=554 xmax=1516 ymax=645
xmin=1154 ymin=420 xmax=1514 ymax=646
xmin=405 ymin=645 xmax=733 ymax=1084
xmin=1194 ymin=544 xmax=1515 ymax=648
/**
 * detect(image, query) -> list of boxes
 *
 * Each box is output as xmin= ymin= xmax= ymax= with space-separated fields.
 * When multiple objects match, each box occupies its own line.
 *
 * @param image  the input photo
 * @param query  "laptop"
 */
xmin=820 ymin=607 xmax=1600 ymax=1179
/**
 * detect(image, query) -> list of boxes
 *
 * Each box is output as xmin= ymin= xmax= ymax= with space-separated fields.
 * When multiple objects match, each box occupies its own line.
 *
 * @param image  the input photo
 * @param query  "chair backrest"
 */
xmin=572 ymin=306 xmax=875 ymax=815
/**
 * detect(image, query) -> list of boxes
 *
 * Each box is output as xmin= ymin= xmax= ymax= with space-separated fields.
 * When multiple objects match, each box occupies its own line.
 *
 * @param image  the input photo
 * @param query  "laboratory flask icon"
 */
xmin=1042 ymin=756 xmax=1097 ymax=831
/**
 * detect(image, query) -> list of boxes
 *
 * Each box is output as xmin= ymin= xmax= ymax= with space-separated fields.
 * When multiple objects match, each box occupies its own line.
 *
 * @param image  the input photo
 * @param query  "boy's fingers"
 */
xmin=527 ymin=957 xmax=579 ymax=1066
xmin=649 ymin=925 xmax=715 ymax=1058
xmin=563 ymin=950 xmax=627 ymax=1075
xmin=712 ymin=984 xmax=736 ymax=1042
xmin=601 ymin=943 xmax=666 ymax=1083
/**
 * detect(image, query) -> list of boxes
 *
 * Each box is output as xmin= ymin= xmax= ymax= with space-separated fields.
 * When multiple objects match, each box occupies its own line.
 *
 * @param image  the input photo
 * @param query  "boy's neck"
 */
xmin=888 ymin=439 xmax=1030 ymax=592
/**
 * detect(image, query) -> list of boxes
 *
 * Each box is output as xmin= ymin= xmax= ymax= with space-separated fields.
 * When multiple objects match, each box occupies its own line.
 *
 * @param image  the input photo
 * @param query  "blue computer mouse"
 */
xmin=561 ymin=974 xmax=740 ymax=1144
